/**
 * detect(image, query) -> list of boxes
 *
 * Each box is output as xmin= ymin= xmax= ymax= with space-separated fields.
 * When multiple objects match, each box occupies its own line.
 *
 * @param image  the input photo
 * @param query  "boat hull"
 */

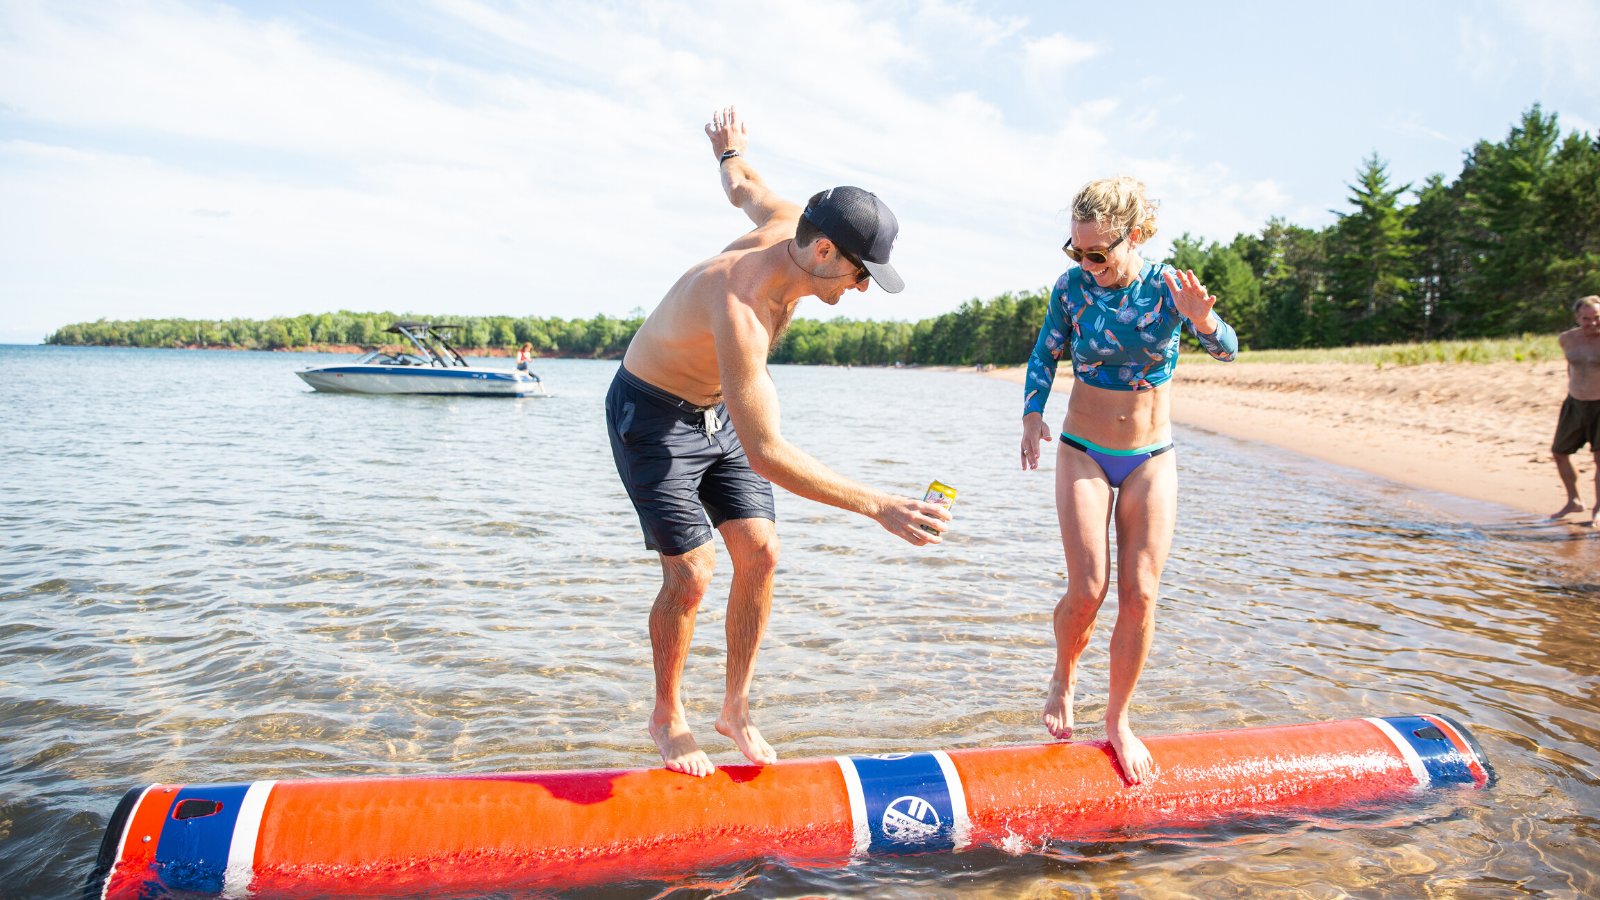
xmin=296 ymin=366 xmax=544 ymax=397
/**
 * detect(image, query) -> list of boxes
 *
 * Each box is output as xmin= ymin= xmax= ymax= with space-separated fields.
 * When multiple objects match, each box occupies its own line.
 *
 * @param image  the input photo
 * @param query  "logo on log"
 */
xmin=881 ymin=795 xmax=941 ymax=842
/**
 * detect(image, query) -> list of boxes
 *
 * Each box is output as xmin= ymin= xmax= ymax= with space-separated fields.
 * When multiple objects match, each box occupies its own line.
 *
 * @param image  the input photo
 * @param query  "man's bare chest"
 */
xmin=1567 ymin=340 xmax=1600 ymax=368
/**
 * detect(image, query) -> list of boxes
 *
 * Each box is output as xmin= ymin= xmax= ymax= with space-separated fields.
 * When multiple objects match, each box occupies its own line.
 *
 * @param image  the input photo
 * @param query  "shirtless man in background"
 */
xmin=606 ymin=107 xmax=951 ymax=776
xmin=1551 ymin=295 xmax=1600 ymax=522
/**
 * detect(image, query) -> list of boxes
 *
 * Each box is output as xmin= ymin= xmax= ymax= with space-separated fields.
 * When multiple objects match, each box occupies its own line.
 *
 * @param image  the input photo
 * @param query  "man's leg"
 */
xmin=650 ymin=543 xmax=717 ymax=777
xmin=1102 ymin=450 xmax=1178 ymax=786
xmin=713 ymin=517 xmax=780 ymax=765
xmin=1552 ymin=452 xmax=1583 ymax=518
xmin=1590 ymin=451 xmax=1600 ymax=525
xmin=1045 ymin=442 xmax=1115 ymax=741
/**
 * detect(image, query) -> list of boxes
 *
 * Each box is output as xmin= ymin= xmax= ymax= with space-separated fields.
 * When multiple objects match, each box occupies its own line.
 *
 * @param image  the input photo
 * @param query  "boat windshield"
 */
xmin=357 ymin=349 xmax=434 ymax=366
xmin=383 ymin=322 xmax=471 ymax=368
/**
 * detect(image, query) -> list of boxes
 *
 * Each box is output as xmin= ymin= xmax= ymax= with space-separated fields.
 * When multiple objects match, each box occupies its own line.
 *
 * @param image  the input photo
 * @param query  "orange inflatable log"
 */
xmin=85 ymin=714 xmax=1489 ymax=898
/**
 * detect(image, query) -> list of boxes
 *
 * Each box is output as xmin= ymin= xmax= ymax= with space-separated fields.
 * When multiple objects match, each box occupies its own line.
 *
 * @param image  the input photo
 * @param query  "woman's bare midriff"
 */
xmin=1061 ymin=379 xmax=1172 ymax=449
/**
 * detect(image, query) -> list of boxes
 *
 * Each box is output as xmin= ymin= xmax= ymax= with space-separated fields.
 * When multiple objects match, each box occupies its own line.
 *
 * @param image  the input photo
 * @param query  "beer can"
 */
xmin=922 ymin=480 xmax=957 ymax=534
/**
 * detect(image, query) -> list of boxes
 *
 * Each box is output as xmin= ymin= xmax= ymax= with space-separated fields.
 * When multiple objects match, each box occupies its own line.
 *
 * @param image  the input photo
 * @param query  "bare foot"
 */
xmin=1550 ymin=499 xmax=1585 ymax=519
xmin=1042 ymin=679 xmax=1073 ymax=740
xmin=649 ymin=714 xmax=715 ymax=777
xmin=715 ymin=711 xmax=777 ymax=765
xmin=1107 ymin=722 xmax=1154 ymax=785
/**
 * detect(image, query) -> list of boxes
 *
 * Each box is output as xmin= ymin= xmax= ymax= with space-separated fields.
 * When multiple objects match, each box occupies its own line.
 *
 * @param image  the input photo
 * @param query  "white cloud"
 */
xmin=0 ymin=0 xmax=1300 ymax=337
xmin=1500 ymin=0 xmax=1600 ymax=95
xmin=1456 ymin=13 xmax=1515 ymax=89
xmin=1024 ymin=32 xmax=1100 ymax=71
xmin=1385 ymin=110 xmax=1460 ymax=145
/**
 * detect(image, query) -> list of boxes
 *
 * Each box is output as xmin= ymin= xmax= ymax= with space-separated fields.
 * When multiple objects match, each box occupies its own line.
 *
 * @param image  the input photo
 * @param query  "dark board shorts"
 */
xmin=1552 ymin=395 xmax=1600 ymax=454
xmin=606 ymin=365 xmax=776 ymax=556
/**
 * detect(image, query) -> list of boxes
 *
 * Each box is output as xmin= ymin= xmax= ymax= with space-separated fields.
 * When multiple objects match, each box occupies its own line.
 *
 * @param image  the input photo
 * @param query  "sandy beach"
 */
xmin=982 ymin=360 xmax=1576 ymax=517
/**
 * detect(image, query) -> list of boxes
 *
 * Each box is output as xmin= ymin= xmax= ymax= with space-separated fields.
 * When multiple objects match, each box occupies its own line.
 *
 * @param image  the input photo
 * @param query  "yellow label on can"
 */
xmin=923 ymin=481 xmax=956 ymax=534
xmin=924 ymin=480 xmax=957 ymax=509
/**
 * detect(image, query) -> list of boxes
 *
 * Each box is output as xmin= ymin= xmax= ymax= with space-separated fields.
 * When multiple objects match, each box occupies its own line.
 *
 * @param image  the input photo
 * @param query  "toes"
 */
xmin=1128 ymin=758 xmax=1153 ymax=785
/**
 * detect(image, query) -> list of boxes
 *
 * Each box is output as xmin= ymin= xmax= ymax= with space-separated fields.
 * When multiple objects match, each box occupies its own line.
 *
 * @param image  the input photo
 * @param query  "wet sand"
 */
xmin=981 ymin=360 xmax=1578 ymax=517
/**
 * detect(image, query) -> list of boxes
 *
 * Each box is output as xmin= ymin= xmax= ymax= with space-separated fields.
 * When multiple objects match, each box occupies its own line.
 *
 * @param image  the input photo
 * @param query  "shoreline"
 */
xmin=34 ymin=343 xmax=620 ymax=358
xmin=982 ymin=361 xmax=1578 ymax=518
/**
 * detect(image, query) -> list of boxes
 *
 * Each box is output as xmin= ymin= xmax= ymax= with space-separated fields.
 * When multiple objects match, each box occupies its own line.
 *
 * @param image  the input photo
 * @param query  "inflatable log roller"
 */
xmin=86 ymin=714 xmax=1490 ymax=899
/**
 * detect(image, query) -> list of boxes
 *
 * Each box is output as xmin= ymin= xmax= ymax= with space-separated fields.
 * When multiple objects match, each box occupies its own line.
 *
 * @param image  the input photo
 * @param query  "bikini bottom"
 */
xmin=1059 ymin=432 xmax=1173 ymax=488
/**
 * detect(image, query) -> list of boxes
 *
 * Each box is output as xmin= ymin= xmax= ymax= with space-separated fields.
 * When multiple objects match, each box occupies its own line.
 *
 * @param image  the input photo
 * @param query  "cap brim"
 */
xmin=862 ymin=259 xmax=904 ymax=294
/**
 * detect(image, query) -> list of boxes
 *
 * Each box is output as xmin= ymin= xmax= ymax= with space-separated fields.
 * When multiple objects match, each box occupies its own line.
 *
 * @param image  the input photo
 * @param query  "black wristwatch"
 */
xmin=719 ymin=149 xmax=741 ymax=164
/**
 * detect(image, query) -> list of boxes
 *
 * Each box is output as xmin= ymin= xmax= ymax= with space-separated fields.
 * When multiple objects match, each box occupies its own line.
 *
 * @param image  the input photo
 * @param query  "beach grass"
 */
xmin=1181 ymin=333 xmax=1563 ymax=366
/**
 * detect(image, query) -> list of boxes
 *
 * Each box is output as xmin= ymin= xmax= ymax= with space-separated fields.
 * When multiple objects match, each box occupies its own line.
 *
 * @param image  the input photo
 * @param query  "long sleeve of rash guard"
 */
xmin=1022 ymin=283 xmax=1072 ymax=418
xmin=1189 ymin=315 xmax=1238 ymax=361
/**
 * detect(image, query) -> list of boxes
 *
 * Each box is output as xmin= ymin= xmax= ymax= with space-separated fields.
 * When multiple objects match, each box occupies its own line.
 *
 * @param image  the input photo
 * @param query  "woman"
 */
xmin=515 ymin=342 xmax=534 ymax=372
xmin=1019 ymin=177 xmax=1237 ymax=784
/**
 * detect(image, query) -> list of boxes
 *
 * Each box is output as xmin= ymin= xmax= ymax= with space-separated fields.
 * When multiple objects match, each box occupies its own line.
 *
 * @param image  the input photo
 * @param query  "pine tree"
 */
xmin=1541 ymin=128 xmax=1600 ymax=313
xmin=1407 ymin=173 xmax=1468 ymax=339
xmin=1328 ymin=154 xmax=1416 ymax=344
xmin=1458 ymin=105 xmax=1564 ymax=333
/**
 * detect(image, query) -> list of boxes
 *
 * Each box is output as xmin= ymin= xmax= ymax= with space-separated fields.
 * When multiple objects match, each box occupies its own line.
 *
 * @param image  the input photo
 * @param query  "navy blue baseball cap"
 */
xmin=801 ymin=186 xmax=904 ymax=293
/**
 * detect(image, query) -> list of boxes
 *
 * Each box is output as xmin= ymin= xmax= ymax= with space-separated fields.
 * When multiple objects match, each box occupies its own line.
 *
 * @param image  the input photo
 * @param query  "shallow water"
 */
xmin=1 ymin=345 xmax=1598 ymax=899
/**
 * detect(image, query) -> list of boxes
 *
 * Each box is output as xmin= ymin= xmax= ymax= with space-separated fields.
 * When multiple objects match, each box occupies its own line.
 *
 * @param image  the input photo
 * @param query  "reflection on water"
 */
xmin=1 ymin=345 xmax=1597 ymax=899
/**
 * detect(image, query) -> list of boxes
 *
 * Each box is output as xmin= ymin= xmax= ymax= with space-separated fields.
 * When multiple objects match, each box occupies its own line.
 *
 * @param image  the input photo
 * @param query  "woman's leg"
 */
xmin=1044 ymin=441 xmax=1115 ymax=739
xmin=1103 ymin=450 xmax=1178 ymax=784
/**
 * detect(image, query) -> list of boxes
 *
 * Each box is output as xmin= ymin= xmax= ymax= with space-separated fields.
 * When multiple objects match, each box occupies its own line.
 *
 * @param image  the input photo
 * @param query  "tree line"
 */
xmin=46 ymin=312 xmax=644 ymax=358
xmin=44 ymin=297 xmax=1054 ymax=367
xmin=1172 ymin=105 xmax=1598 ymax=348
xmin=47 ymin=106 xmax=1596 ymax=363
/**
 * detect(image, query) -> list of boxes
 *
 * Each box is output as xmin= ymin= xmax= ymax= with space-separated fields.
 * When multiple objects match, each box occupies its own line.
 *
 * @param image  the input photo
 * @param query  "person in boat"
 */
xmin=606 ymin=107 xmax=950 ymax=777
xmin=1018 ymin=176 xmax=1238 ymax=784
xmin=515 ymin=342 xmax=534 ymax=373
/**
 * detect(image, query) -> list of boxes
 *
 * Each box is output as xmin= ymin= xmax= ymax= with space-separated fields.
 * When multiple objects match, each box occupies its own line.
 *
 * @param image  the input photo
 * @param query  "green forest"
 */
xmin=47 ymin=106 xmax=1597 ymax=366
xmin=46 ymin=311 xmax=645 ymax=359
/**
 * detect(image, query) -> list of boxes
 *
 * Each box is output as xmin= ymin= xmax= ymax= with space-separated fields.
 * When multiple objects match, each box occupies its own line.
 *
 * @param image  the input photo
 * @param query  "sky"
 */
xmin=1 ymin=0 xmax=1597 ymax=344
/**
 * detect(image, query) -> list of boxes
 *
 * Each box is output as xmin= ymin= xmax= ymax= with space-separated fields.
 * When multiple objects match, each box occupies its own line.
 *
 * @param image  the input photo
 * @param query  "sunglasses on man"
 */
xmin=1062 ymin=230 xmax=1128 ymax=265
xmin=836 ymin=246 xmax=870 ymax=286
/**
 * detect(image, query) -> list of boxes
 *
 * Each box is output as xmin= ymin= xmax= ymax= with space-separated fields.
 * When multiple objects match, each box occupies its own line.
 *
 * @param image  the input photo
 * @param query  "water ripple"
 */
xmin=0 ymin=346 xmax=1597 ymax=898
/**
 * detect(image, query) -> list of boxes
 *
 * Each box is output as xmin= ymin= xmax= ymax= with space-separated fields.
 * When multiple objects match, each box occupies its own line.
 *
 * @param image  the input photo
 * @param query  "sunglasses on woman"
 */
xmin=1062 ymin=230 xmax=1128 ymax=265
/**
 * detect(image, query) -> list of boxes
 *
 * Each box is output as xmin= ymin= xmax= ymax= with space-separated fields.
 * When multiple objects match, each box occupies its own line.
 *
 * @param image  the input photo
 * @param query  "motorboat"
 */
xmin=296 ymin=321 xmax=549 ymax=397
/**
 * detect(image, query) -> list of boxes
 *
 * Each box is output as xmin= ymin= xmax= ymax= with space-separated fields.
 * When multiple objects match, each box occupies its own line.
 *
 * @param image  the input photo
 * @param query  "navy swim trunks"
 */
xmin=605 ymin=365 xmax=776 ymax=556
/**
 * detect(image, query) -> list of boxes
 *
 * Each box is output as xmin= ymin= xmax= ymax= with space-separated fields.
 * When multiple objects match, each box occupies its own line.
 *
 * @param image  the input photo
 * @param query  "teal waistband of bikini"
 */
xmin=1059 ymin=432 xmax=1173 ymax=456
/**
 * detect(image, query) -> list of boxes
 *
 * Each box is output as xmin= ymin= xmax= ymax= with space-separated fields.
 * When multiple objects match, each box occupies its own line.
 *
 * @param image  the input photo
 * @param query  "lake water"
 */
xmin=2 ymin=345 xmax=1598 ymax=899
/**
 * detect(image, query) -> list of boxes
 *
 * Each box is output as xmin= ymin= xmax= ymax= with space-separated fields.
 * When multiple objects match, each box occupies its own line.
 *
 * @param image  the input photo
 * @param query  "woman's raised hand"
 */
xmin=1163 ymin=268 xmax=1219 ymax=332
xmin=1021 ymin=412 xmax=1053 ymax=471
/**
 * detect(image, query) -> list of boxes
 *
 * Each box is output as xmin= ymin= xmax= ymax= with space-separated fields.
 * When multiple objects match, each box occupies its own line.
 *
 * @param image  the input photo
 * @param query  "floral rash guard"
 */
xmin=1023 ymin=261 xmax=1238 ymax=417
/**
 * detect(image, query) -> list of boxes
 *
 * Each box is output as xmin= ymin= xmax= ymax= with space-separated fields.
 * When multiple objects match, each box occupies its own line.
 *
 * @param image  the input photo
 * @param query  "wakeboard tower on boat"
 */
xmin=296 ymin=322 xmax=549 ymax=397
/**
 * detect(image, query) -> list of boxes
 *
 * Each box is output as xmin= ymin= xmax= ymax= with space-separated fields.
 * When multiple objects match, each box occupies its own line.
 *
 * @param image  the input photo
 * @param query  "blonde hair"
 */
xmin=1071 ymin=176 xmax=1159 ymax=243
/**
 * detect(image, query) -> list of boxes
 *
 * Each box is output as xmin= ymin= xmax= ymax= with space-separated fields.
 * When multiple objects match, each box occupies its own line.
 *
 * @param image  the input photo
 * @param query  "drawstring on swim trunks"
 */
xmin=703 ymin=408 xmax=721 ymax=435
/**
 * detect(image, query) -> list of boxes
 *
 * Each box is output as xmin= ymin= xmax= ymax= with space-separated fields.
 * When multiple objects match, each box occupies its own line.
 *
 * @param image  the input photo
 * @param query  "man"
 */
xmin=1551 ymin=295 xmax=1600 ymax=522
xmin=606 ymin=107 xmax=951 ymax=777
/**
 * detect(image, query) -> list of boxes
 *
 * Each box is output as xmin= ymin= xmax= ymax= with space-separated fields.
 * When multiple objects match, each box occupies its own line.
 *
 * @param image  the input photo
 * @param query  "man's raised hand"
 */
xmin=705 ymin=105 xmax=748 ymax=161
